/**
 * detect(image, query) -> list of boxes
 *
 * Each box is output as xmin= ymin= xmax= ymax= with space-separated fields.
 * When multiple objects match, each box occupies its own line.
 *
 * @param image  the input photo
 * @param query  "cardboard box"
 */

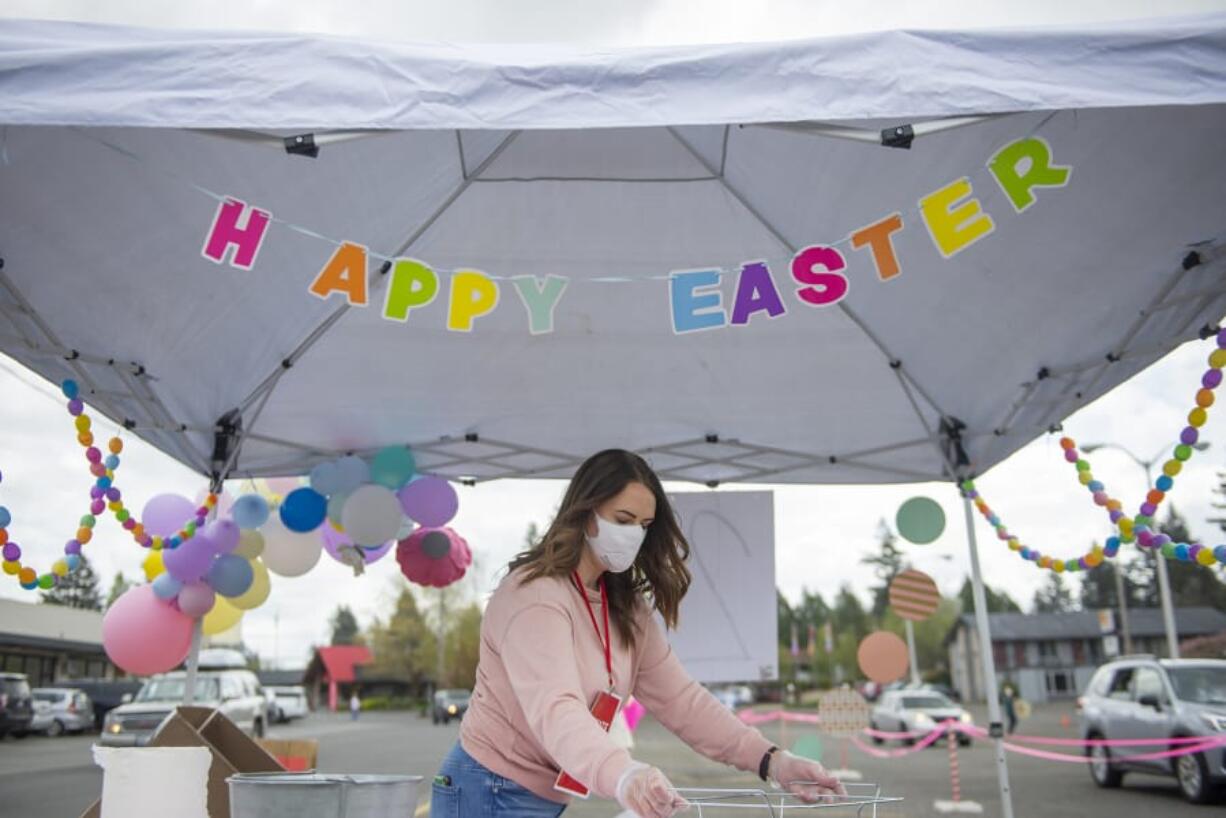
xmin=256 ymin=738 xmax=319 ymax=772
xmin=81 ymin=707 xmax=284 ymax=818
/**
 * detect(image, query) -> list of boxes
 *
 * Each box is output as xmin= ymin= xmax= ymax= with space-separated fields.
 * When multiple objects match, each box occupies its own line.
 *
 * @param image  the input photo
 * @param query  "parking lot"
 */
xmin=0 ymin=702 xmax=1213 ymax=817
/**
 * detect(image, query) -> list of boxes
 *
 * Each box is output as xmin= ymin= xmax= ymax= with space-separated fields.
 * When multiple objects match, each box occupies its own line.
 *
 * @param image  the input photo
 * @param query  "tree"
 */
xmin=1079 ymin=555 xmax=1122 ymax=609
xmin=41 ymin=553 xmax=102 ymax=610
xmin=861 ymin=520 xmax=905 ymax=617
xmin=1032 ymin=572 xmax=1075 ymax=613
xmin=105 ymin=572 xmax=132 ymax=609
xmin=1156 ymin=505 xmax=1226 ymax=609
xmin=957 ymin=577 xmax=1021 ymax=614
xmin=830 ymin=585 xmax=870 ymax=642
xmin=330 ymin=605 xmax=362 ymax=646
xmin=443 ymin=604 xmax=483 ymax=689
xmin=367 ymin=586 xmax=436 ymax=687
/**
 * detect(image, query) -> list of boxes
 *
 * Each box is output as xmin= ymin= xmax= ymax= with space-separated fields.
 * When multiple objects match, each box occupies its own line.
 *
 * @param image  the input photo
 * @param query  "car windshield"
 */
xmin=902 ymin=696 xmax=952 ymax=709
xmin=441 ymin=690 xmax=470 ymax=702
xmin=33 ymin=692 xmax=62 ymax=703
xmin=1167 ymin=665 xmax=1226 ymax=705
xmin=275 ymin=691 xmax=302 ymax=699
xmin=2 ymin=679 xmax=30 ymax=698
xmin=136 ymin=678 xmax=219 ymax=703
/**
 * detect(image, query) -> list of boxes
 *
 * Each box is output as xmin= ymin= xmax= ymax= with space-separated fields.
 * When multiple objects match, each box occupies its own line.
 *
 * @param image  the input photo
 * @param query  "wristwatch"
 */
xmin=758 ymin=745 xmax=780 ymax=781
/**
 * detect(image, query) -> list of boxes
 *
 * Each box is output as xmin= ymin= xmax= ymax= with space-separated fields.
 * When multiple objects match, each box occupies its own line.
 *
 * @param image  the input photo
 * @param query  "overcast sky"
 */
xmin=2 ymin=338 xmax=1223 ymax=669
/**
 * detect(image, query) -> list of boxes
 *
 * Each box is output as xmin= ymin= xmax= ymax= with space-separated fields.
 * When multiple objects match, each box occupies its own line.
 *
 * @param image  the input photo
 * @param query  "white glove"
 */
xmin=615 ymin=762 xmax=689 ymax=818
xmin=769 ymin=750 xmax=846 ymax=802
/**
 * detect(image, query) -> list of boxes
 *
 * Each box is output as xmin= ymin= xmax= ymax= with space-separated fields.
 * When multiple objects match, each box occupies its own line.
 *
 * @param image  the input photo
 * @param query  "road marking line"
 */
xmin=415 ymin=798 xmax=430 ymax=816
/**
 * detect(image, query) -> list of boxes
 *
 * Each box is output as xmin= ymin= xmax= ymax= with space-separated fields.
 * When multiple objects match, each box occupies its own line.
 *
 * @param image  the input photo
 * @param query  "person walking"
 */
xmin=431 ymin=449 xmax=843 ymax=818
xmin=350 ymin=690 xmax=361 ymax=722
xmin=1000 ymin=684 xmax=1018 ymax=735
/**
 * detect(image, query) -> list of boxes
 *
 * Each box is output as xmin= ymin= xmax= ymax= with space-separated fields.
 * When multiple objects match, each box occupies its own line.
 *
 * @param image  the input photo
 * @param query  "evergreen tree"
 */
xmin=367 ymin=586 xmax=435 ymax=686
xmin=105 ymin=571 xmax=132 ymax=609
xmin=1079 ymin=556 xmax=1122 ymax=609
xmin=329 ymin=605 xmax=362 ymax=645
xmin=1032 ymin=572 xmax=1075 ymax=613
xmin=831 ymin=585 xmax=870 ymax=642
xmin=957 ymin=577 xmax=1021 ymax=614
xmin=1156 ymin=505 xmax=1226 ymax=608
xmin=41 ymin=553 xmax=102 ymax=610
xmin=861 ymin=519 xmax=905 ymax=617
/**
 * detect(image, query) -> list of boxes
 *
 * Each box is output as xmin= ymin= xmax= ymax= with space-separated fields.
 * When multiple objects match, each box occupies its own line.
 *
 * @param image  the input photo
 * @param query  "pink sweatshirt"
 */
xmin=460 ymin=568 xmax=773 ymax=804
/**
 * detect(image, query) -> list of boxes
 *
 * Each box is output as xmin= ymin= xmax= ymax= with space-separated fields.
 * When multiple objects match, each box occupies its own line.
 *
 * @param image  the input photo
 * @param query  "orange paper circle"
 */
xmin=857 ymin=631 xmax=909 ymax=684
xmin=888 ymin=569 xmax=940 ymax=622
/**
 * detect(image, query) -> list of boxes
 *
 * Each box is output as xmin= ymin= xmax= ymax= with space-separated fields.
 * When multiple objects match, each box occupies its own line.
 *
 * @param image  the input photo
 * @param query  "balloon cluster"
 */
xmin=964 ymin=332 xmax=1226 ymax=572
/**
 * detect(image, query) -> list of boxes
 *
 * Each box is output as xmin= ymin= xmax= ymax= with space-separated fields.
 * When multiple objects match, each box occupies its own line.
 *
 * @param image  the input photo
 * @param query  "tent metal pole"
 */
xmin=961 ymin=491 xmax=1015 ymax=818
xmin=754 ymin=114 xmax=1006 ymax=146
xmin=183 ymin=620 xmax=203 ymax=706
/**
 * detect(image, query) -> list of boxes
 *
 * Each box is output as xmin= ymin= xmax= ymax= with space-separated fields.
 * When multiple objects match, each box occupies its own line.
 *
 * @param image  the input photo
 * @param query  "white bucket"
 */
xmin=93 ymin=745 xmax=212 ymax=818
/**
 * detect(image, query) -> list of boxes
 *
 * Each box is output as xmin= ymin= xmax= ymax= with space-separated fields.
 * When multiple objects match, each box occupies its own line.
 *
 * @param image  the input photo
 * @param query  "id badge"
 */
xmin=553 ymin=688 xmax=622 ymax=798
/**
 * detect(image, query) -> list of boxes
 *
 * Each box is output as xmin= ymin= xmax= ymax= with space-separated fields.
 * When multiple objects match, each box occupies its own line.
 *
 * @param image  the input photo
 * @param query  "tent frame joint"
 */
xmin=284 ymin=133 xmax=319 ymax=158
xmin=880 ymin=124 xmax=914 ymax=149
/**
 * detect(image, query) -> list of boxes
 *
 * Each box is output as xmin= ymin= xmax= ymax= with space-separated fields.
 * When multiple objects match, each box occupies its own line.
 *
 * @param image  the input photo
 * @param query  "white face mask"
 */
xmin=587 ymin=513 xmax=647 ymax=573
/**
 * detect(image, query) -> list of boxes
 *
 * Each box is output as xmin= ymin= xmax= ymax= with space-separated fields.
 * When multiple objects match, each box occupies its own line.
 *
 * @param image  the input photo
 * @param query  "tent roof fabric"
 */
xmin=953 ymin=607 xmax=1226 ymax=642
xmin=1 ymin=20 xmax=1225 ymax=487
xmin=1 ymin=16 xmax=1226 ymax=129
xmin=310 ymin=645 xmax=373 ymax=683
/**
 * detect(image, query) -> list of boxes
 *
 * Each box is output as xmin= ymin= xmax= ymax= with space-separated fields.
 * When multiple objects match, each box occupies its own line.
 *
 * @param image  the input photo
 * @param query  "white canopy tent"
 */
xmin=3 ymin=15 xmax=1226 ymax=816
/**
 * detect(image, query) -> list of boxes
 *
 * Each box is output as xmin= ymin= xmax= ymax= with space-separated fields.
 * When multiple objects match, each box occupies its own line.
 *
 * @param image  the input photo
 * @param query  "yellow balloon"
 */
xmin=143 ymin=549 xmax=165 ymax=581
xmin=234 ymin=530 xmax=265 ymax=560
xmin=1197 ymin=548 xmax=1217 ymax=566
xmin=202 ymin=595 xmax=244 ymax=636
xmin=230 ymin=558 xmax=271 ymax=611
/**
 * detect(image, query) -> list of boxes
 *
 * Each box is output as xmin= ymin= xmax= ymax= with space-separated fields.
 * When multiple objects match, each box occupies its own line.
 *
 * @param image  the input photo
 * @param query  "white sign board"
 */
xmin=665 ymin=491 xmax=776 ymax=683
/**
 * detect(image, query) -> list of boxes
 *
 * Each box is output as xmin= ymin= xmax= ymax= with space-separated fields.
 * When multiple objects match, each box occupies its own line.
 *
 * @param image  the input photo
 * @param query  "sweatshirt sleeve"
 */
xmin=632 ymin=613 xmax=773 ymax=774
xmin=501 ymin=601 xmax=634 ymax=799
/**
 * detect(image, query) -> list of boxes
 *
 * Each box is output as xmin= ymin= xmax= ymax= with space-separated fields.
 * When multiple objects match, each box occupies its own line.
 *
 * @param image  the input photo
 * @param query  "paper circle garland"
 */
xmin=341 ymin=484 xmax=403 ymax=546
xmin=888 ymin=569 xmax=941 ymax=622
xmin=857 ymin=630 xmax=909 ymax=684
xmin=397 ymin=527 xmax=472 ymax=588
xmin=398 ymin=476 xmax=459 ymax=528
xmin=791 ymin=735 xmax=824 ymax=763
xmin=103 ymin=585 xmax=194 ymax=675
xmin=816 ymin=688 xmax=871 ymax=737
xmin=895 ymin=496 xmax=945 ymax=544
xmin=261 ymin=516 xmax=323 ymax=577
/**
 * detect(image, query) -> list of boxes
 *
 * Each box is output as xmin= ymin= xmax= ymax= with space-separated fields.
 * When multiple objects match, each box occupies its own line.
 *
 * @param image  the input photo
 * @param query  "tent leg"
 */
xmin=905 ymin=619 xmax=920 ymax=685
xmin=960 ymin=493 xmax=1014 ymax=818
xmin=183 ymin=619 xmax=203 ymax=706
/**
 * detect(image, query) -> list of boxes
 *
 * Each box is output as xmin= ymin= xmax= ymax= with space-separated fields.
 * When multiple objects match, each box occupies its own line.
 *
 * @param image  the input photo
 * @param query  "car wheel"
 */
xmin=253 ymin=719 xmax=265 ymax=739
xmin=869 ymin=722 xmax=883 ymax=746
xmin=1087 ymin=736 xmax=1123 ymax=788
xmin=1175 ymin=749 xmax=1213 ymax=804
xmin=959 ymin=737 xmax=972 ymax=747
xmin=12 ymin=730 xmax=27 ymax=739
xmin=47 ymin=720 xmax=64 ymax=738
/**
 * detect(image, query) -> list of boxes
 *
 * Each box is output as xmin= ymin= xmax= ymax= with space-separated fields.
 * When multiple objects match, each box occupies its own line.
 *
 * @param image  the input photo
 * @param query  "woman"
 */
xmin=431 ymin=449 xmax=843 ymax=817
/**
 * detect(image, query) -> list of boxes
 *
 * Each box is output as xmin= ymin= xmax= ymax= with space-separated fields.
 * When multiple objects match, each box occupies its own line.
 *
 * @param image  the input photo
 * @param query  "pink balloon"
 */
xmin=177 ymin=582 xmax=216 ymax=618
xmin=623 ymin=697 xmax=647 ymax=732
xmin=142 ymin=494 xmax=197 ymax=538
xmin=396 ymin=527 xmax=472 ymax=588
xmin=320 ymin=522 xmax=393 ymax=565
xmin=103 ymin=585 xmax=194 ymax=675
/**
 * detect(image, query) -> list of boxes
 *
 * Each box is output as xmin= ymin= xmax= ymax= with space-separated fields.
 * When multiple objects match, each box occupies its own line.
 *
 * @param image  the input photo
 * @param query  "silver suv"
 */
xmin=100 ymin=668 xmax=267 ymax=746
xmin=1080 ymin=657 xmax=1226 ymax=803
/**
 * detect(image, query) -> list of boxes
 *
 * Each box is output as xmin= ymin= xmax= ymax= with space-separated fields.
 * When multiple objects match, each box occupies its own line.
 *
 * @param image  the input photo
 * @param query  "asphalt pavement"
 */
xmin=0 ymin=702 xmax=1213 ymax=817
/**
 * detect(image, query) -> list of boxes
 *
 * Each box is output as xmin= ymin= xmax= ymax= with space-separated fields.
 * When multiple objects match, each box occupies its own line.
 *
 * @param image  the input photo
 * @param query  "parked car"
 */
xmin=268 ymin=686 xmax=309 ymax=723
xmin=0 ymin=672 xmax=34 ymax=739
xmin=68 ymin=678 xmax=143 ymax=727
xmin=32 ymin=688 xmax=96 ymax=736
xmin=101 ymin=668 xmax=267 ymax=746
xmin=1080 ymin=657 xmax=1226 ymax=804
xmin=869 ymin=689 xmax=973 ymax=746
xmin=432 ymin=689 xmax=471 ymax=724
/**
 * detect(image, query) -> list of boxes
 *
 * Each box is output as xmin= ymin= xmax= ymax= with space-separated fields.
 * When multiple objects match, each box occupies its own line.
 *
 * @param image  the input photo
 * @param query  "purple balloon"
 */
xmin=204 ymin=519 xmax=241 ymax=555
xmin=320 ymin=522 xmax=393 ymax=565
xmin=142 ymin=494 xmax=198 ymax=538
xmin=163 ymin=540 xmax=216 ymax=583
xmin=397 ymin=476 xmax=459 ymax=528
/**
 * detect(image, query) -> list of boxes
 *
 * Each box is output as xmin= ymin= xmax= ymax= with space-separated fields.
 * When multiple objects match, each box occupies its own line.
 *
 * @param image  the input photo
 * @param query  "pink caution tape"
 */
xmin=960 ymin=723 xmax=1222 ymax=747
xmin=997 ymin=736 xmax=1226 ymax=764
xmin=851 ymin=721 xmax=954 ymax=758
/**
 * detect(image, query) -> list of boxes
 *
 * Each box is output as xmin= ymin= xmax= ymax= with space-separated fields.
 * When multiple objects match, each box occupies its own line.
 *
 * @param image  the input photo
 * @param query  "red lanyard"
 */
xmin=571 ymin=571 xmax=613 ymax=688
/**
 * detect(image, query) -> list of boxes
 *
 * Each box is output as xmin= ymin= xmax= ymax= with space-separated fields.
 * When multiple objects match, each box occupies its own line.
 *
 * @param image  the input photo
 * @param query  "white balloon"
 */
xmin=341 ymin=484 xmax=403 ymax=546
xmin=260 ymin=515 xmax=323 ymax=577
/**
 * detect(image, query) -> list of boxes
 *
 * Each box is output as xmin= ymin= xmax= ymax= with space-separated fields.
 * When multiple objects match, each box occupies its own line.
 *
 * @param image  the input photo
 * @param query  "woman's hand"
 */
xmin=615 ymin=762 xmax=689 ymax=818
xmin=769 ymin=750 xmax=846 ymax=802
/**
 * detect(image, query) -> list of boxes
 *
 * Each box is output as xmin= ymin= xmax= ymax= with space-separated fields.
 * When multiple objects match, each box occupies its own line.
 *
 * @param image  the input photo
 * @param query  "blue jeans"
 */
xmin=431 ymin=742 xmax=567 ymax=818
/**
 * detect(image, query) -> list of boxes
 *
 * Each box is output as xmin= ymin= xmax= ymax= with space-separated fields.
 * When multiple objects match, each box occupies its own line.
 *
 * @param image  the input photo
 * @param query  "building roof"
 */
xmin=952 ymin=607 xmax=1226 ymax=642
xmin=305 ymin=646 xmax=373 ymax=683
xmin=0 ymin=598 xmax=105 ymax=653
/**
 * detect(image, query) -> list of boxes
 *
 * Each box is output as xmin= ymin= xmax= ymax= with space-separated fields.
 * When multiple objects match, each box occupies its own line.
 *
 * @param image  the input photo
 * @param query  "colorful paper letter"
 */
xmin=850 ymin=213 xmax=905 ymax=281
xmin=447 ymin=271 xmax=500 ymax=332
xmin=512 ymin=276 xmax=569 ymax=335
xmin=201 ymin=197 xmax=271 ymax=270
xmin=988 ymin=137 xmax=1072 ymax=213
xmin=919 ymin=178 xmax=995 ymax=258
xmin=383 ymin=258 xmax=439 ymax=322
xmin=670 ymin=270 xmax=727 ymax=333
xmin=791 ymin=246 xmax=849 ymax=307
xmin=730 ymin=262 xmax=786 ymax=325
xmin=309 ymin=242 xmax=369 ymax=305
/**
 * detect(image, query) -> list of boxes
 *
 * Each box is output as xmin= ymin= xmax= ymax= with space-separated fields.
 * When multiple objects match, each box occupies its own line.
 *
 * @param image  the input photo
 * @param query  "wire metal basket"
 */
xmin=672 ymin=782 xmax=902 ymax=817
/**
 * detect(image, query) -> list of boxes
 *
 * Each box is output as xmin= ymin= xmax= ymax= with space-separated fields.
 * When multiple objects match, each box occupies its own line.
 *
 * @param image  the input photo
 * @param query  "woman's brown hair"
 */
xmin=508 ymin=449 xmax=691 ymax=650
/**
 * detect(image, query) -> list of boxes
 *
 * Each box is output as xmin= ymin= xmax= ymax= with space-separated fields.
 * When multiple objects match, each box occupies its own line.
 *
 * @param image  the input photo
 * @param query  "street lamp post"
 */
xmin=1082 ymin=441 xmax=1209 ymax=659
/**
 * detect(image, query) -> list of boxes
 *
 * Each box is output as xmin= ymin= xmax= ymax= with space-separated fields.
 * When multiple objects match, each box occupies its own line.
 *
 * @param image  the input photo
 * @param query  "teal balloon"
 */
xmin=371 ymin=446 xmax=416 ymax=490
xmin=791 ymin=734 xmax=824 ymax=762
xmin=896 ymin=496 xmax=946 ymax=544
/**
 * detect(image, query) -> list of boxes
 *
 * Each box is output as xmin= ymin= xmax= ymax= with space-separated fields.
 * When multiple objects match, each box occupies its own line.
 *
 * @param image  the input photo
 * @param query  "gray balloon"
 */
xmin=420 ymin=531 xmax=451 ymax=560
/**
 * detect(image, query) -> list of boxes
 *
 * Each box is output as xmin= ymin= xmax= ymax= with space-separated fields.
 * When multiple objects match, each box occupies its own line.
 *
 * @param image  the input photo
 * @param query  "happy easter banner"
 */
xmin=200 ymin=136 xmax=1070 ymax=335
